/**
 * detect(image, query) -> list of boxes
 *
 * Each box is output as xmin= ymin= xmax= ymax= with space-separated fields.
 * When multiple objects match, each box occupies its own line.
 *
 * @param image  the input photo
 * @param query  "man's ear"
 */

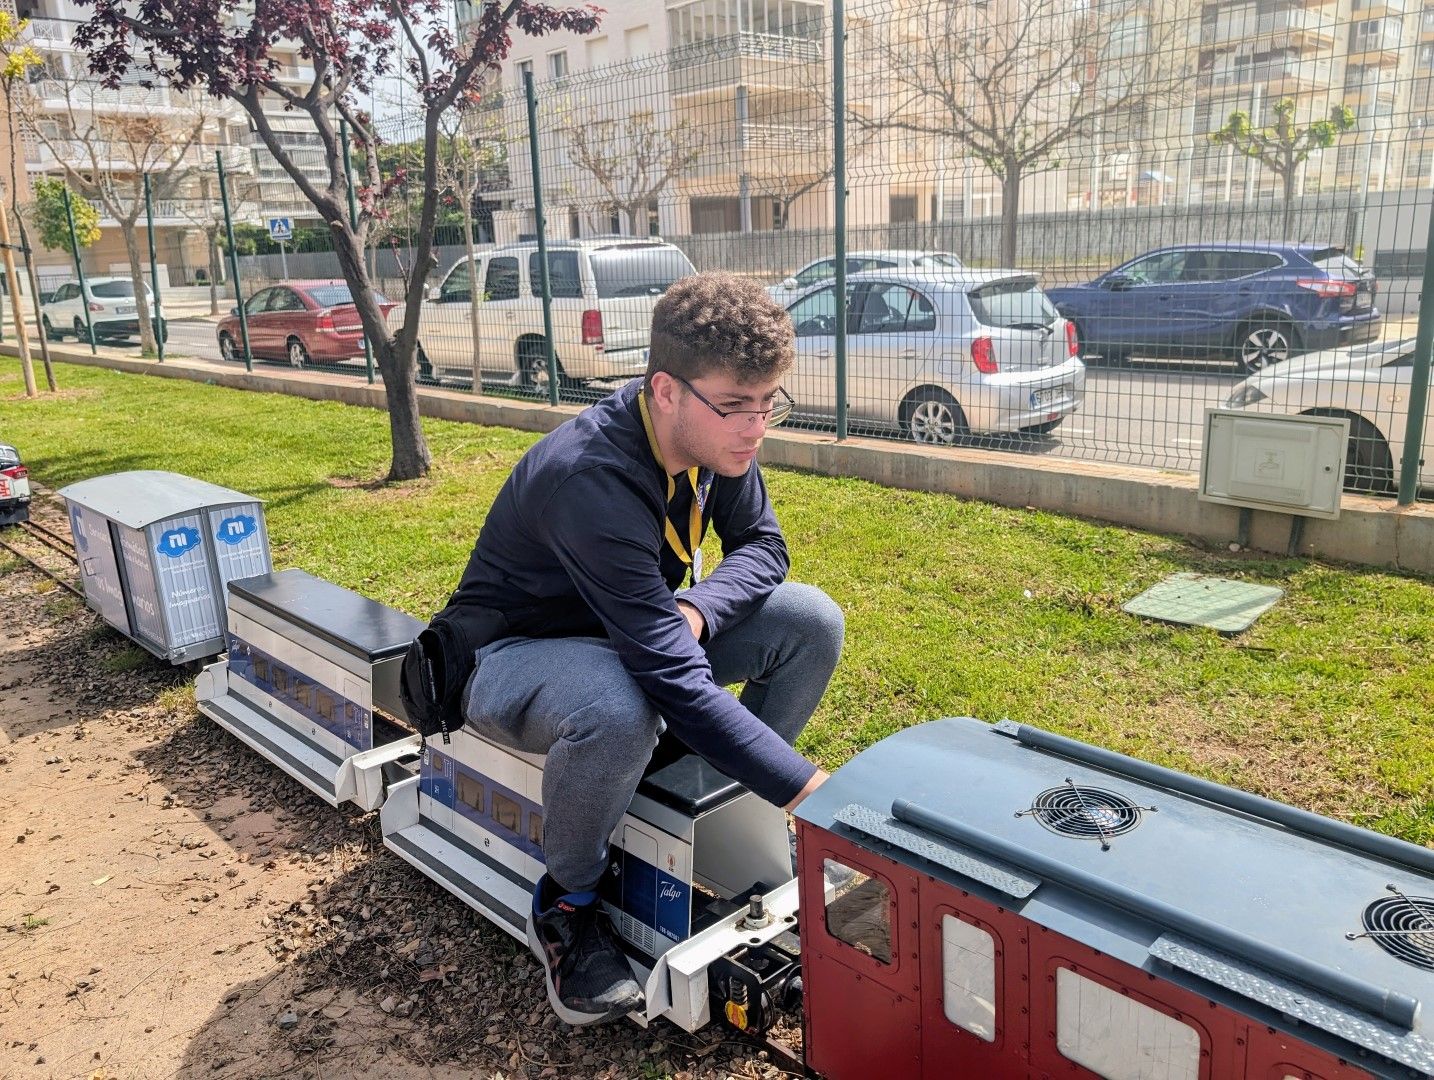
xmin=648 ymin=371 xmax=682 ymax=415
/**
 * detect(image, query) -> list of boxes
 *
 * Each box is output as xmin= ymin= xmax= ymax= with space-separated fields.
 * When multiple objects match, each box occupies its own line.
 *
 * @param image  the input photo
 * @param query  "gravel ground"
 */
xmin=0 ymin=491 xmax=807 ymax=1080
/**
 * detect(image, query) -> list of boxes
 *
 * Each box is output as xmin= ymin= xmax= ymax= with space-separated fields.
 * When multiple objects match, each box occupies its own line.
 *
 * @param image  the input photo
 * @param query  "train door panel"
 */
xmin=799 ymin=830 xmax=922 ymax=1079
xmin=1027 ymin=927 xmax=1243 ymax=1080
xmin=918 ymin=883 xmax=1032 ymax=1079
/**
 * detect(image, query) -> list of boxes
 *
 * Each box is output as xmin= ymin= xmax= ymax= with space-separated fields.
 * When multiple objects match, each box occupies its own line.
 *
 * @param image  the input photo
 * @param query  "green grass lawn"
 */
xmin=5 ymin=360 xmax=1432 ymax=846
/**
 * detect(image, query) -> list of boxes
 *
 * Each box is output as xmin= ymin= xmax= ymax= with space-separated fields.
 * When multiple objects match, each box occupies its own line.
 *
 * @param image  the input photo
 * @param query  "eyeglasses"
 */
xmin=671 ymin=375 xmax=795 ymax=432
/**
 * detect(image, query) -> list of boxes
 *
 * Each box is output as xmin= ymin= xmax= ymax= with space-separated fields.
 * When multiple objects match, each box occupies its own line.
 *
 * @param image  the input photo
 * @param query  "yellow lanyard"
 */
xmin=638 ymin=391 xmax=705 ymax=583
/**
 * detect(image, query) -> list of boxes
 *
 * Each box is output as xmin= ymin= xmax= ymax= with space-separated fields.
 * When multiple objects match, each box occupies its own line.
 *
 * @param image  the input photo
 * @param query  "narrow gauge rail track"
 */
xmin=1 ymin=495 xmax=83 ymax=599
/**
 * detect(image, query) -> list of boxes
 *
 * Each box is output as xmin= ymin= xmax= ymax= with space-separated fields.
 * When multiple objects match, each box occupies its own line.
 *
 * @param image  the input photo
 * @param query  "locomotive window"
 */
xmin=823 ymin=860 xmax=892 ymax=965
xmin=941 ymin=915 xmax=996 ymax=1042
xmin=272 ymin=666 xmax=290 ymax=695
xmin=428 ymin=751 xmax=446 ymax=773
xmin=1055 ymin=968 xmax=1201 ymax=1080
xmin=492 ymin=792 xmax=522 ymax=834
xmin=528 ymin=812 xmax=544 ymax=849
xmin=316 ymin=690 xmax=336 ymax=723
xmin=292 ymin=677 xmax=312 ymax=711
xmin=253 ymin=657 xmax=270 ymax=684
xmin=456 ymin=772 xmax=484 ymax=814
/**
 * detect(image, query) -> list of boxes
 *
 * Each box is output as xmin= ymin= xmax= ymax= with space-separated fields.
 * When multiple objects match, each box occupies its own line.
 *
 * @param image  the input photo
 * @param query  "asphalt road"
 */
xmin=149 ymin=319 xmax=1251 ymax=476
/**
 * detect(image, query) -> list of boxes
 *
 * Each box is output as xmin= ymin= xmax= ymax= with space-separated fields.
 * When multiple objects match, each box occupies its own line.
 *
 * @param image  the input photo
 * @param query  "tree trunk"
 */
xmin=1000 ymin=165 xmax=1023 ymax=267
xmin=120 ymin=222 xmax=159 ymax=355
xmin=1281 ymin=165 xmax=1296 ymax=241
xmin=206 ymin=223 xmax=221 ymax=315
xmin=463 ymin=203 xmax=482 ymax=388
xmin=14 ymin=214 xmax=58 ymax=391
xmin=329 ymin=215 xmax=431 ymax=480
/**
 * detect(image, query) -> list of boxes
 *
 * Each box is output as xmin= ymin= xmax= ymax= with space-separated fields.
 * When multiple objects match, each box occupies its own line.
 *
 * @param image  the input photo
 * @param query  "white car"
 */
xmin=1225 ymin=337 xmax=1432 ymax=493
xmin=389 ymin=237 xmax=696 ymax=388
xmin=767 ymin=250 xmax=964 ymax=307
xmin=41 ymin=277 xmax=167 ymax=345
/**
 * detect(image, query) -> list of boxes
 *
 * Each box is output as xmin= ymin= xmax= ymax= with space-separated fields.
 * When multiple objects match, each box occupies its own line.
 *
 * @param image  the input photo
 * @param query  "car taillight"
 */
xmin=0 ymin=464 xmax=27 ymax=480
xmin=315 ymin=310 xmax=336 ymax=332
xmin=581 ymin=309 xmax=603 ymax=346
xmin=88 ymin=302 xmax=103 ymax=312
xmin=1065 ymin=320 xmax=1079 ymax=357
xmin=1296 ymin=278 xmax=1357 ymax=298
xmin=970 ymin=336 xmax=999 ymax=374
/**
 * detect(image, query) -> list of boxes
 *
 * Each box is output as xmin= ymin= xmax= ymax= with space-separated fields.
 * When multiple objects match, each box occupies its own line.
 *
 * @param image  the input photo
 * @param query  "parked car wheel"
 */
xmin=902 ymin=388 xmax=968 ymax=445
xmin=1237 ymin=320 xmax=1296 ymax=373
xmin=72 ymin=316 xmax=90 ymax=343
xmin=218 ymin=332 xmax=238 ymax=363
xmin=286 ymin=337 xmax=310 ymax=368
xmin=415 ymin=342 xmax=435 ymax=384
xmin=517 ymin=341 xmax=575 ymax=391
xmin=42 ymin=317 xmax=58 ymax=342
xmin=1303 ymin=409 xmax=1394 ymax=494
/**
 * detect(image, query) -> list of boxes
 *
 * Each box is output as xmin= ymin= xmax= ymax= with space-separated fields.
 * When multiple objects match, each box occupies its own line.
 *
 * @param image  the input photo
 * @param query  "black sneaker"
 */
xmin=526 ymin=876 xmax=645 ymax=1025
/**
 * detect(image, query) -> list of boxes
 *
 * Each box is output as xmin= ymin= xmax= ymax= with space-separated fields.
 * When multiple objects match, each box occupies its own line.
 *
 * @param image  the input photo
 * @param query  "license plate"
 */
xmin=117 ymin=305 xmax=135 ymax=315
xmin=1031 ymin=386 xmax=1064 ymax=408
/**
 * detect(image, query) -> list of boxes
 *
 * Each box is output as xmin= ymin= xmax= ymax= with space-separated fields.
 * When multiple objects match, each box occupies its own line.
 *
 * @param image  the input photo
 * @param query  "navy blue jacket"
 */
xmin=450 ymin=379 xmax=816 ymax=806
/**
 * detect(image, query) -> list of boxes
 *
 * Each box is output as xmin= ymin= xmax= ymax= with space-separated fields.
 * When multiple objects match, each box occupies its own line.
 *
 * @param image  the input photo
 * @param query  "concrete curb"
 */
xmin=6 ymin=343 xmax=1432 ymax=577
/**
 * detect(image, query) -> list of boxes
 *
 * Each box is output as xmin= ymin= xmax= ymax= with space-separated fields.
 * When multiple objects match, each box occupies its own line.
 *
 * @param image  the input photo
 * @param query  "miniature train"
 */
xmin=55 ymin=474 xmax=1434 ymax=1078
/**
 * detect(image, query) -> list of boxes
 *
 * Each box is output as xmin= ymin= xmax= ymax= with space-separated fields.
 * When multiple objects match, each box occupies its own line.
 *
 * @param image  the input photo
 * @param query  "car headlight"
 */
xmin=1226 ymin=384 xmax=1268 ymax=408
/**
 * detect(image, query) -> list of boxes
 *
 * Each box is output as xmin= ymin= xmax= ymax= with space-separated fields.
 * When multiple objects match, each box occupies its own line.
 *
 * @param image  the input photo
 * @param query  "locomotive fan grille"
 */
xmin=1017 ymin=780 xmax=1153 ymax=850
xmin=1349 ymin=887 xmax=1434 ymax=972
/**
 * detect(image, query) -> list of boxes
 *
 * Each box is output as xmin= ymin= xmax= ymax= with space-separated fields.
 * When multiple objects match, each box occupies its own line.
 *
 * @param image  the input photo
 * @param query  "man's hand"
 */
xmin=676 ymin=598 xmax=705 ymax=640
xmin=783 ymin=768 xmax=829 ymax=812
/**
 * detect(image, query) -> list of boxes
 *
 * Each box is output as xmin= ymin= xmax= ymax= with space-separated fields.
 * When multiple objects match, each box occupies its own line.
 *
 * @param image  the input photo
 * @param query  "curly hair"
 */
xmin=644 ymin=271 xmax=795 ymax=390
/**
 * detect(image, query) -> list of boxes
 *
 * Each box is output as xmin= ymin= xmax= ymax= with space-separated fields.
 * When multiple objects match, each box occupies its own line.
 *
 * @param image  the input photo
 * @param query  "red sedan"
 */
xmin=217 ymin=280 xmax=396 ymax=367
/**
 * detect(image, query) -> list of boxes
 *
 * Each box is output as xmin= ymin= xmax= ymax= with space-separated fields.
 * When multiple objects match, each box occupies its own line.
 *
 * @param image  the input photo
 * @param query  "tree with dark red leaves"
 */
xmin=73 ymin=0 xmax=600 ymax=480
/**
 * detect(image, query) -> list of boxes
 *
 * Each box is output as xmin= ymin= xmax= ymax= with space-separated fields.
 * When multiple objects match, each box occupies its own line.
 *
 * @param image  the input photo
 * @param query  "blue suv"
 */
xmin=1046 ymin=243 xmax=1380 ymax=373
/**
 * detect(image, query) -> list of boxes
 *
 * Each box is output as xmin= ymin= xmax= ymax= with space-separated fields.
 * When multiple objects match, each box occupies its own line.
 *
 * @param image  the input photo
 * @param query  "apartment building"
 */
xmin=10 ymin=0 xmax=328 ymax=286
xmin=463 ymin=0 xmax=956 ymax=241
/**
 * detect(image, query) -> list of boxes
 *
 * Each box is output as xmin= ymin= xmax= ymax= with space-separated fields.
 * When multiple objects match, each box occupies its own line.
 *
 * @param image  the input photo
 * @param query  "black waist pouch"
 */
xmin=399 ymin=604 xmax=510 ymax=743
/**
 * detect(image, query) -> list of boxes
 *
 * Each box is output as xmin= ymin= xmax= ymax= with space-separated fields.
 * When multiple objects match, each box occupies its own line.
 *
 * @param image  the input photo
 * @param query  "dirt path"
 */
xmin=0 ymin=502 xmax=798 ymax=1080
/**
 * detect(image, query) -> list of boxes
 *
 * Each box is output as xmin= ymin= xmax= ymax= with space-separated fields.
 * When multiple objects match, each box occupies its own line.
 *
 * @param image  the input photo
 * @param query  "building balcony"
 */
xmin=24 ymin=138 xmax=250 ymax=174
xmin=1199 ymin=7 xmax=1337 ymax=51
xmin=22 ymin=16 xmax=74 ymax=47
xmin=669 ymin=32 xmax=824 ymax=99
xmin=1348 ymin=30 xmax=1406 ymax=64
xmin=1198 ymin=61 xmax=1331 ymax=96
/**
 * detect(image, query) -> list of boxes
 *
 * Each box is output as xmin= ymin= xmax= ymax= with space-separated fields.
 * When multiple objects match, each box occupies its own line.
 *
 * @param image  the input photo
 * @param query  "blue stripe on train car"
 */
xmin=228 ymin=633 xmax=373 ymax=751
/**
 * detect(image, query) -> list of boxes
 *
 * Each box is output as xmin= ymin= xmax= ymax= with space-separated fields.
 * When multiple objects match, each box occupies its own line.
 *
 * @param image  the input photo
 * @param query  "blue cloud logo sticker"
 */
xmin=156 ymin=526 xmax=201 ymax=558
xmin=215 ymin=514 xmax=257 ymax=546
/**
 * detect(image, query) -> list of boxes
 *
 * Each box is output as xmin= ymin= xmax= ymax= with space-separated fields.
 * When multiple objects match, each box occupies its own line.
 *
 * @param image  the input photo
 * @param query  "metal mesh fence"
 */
xmin=17 ymin=0 xmax=1431 ymax=501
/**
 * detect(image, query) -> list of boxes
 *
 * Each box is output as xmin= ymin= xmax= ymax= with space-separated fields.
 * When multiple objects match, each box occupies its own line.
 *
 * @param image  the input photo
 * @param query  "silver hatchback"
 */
xmin=784 ymin=269 xmax=1086 ymax=442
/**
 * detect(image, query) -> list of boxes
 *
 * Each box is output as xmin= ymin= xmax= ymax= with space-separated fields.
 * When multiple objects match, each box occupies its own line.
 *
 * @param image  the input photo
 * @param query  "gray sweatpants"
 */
xmin=461 ymin=581 xmax=845 ymax=892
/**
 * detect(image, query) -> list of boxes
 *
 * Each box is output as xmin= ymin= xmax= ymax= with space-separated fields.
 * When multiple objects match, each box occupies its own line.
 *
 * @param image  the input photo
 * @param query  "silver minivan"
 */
xmin=784 ymin=268 xmax=1086 ymax=442
xmin=388 ymin=238 xmax=696 ymax=387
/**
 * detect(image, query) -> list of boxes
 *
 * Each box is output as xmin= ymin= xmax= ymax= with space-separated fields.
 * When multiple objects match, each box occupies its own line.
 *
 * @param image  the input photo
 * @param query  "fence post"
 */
xmin=1398 ymin=205 xmax=1434 ymax=505
xmin=832 ymin=0 xmax=848 ymax=441
xmin=143 ymin=175 xmax=165 ymax=362
xmin=217 ymin=150 xmax=252 ymax=373
xmin=62 ymin=187 xmax=97 ymax=355
xmin=339 ymin=118 xmax=376 ymax=385
xmin=524 ymin=69 xmax=560 ymax=408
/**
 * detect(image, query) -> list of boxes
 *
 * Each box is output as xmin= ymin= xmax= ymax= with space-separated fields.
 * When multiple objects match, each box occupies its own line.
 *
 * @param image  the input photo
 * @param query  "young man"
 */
xmin=448 ymin=271 xmax=844 ymax=1025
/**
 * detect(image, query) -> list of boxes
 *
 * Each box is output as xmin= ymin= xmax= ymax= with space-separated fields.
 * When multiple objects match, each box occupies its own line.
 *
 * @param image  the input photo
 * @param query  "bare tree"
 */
xmin=176 ymin=170 xmax=260 ymax=316
xmin=435 ymin=99 xmax=507 ymax=386
xmin=17 ymin=67 xmax=216 ymax=354
xmin=1211 ymin=99 xmax=1356 ymax=240
xmin=561 ymin=108 xmax=705 ymax=235
xmin=860 ymin=0 xmax=1185 ymax=265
